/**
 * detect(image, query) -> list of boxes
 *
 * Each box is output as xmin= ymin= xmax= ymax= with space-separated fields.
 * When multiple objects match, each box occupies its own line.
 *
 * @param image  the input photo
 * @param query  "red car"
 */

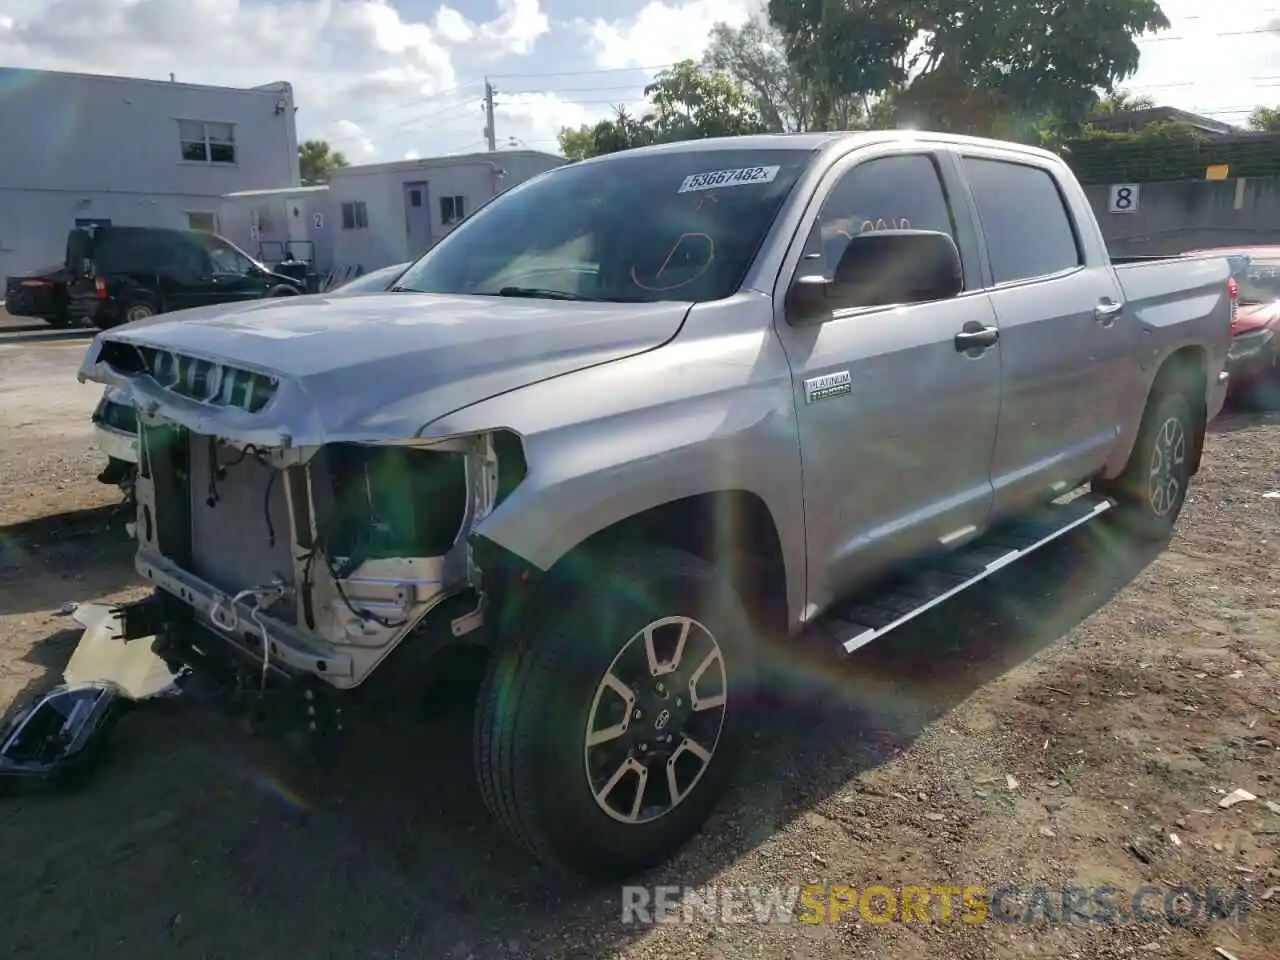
xmin=1186 ymin=245 xmax=1280 ymax=408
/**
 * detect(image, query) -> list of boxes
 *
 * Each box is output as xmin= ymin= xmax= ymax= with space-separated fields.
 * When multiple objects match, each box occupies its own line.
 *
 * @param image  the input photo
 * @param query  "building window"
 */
xmin=178 ymin=120 xmax=236 ymax=164
xmin=186 ymin=211 xmax=219 ymax=233
xmin=440 ymin=195 xmax=466 ymax=225
xmin=341 ymin=201 xmax=369 ymax=230
xmin=409 ymin=189 xmax=422 ymax=207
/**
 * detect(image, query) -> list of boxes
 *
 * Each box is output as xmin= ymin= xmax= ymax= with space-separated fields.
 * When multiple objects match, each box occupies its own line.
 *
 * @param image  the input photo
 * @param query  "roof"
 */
xmin=0 ymin=65 xmax=293 ymax=97
xmin=572 ymin=129 xmax=1064 ymax=165
xmin=223 ymin=185 xmax=330 ymax=199
xmin=1087 ymin=106 xmax=1238 ymax=136
xmin=328 ymin=149 xmax=565 ymax=178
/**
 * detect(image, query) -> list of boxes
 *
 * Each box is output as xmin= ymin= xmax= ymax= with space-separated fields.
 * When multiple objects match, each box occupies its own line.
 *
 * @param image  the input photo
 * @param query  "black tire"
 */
xmin=268 ymin=285 xmax=300 ymax=297
xmin=113 ymin=297 xmax=159 ymax=328
xmin=473 ymin=545 xmax=758 ymax=879
xmin=1095 ymin=388 xmax=1196 ymax=540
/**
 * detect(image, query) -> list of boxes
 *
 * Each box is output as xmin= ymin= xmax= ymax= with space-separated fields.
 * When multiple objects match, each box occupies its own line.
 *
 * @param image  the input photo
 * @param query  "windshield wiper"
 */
xmin=496 ymin=286 xmax=603 ymax=301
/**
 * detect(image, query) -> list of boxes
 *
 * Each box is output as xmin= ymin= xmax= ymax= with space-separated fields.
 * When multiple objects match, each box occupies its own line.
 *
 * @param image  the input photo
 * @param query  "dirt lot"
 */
xmin=1 ymin=313 xmax=1277 ymax=959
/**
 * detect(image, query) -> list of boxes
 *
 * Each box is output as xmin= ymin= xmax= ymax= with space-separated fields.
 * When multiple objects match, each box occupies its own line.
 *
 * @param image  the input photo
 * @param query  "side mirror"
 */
xmin=786 ymin=229 xmax=964 ymax=326
xmin=785 ymin=274 xmax=831 ymax=324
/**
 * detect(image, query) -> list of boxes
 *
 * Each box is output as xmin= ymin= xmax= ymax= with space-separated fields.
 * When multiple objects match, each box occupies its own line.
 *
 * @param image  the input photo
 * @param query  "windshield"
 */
xmin=335 ymin=263 xmax=408 ymax=293
xmin=394 ymin=148 xmax=815 ymax=303
xmin=1237 ymin=259 xmax=1280 ymax=305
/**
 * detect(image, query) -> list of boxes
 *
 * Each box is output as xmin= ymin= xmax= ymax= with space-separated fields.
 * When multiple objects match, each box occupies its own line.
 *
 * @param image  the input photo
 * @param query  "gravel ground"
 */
xmin=1 ymin=314 xmax=1277 ymax=959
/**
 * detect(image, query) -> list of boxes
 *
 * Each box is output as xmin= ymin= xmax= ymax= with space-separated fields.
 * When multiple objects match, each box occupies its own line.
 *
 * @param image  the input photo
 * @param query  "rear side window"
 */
xmin=96 ymin=230 xmax=172 ymax=273
xmin=962 ymin=158 xmax=1082 ymax=285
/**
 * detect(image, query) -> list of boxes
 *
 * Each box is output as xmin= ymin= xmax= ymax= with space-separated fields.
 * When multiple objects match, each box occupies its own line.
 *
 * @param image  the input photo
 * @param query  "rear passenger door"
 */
xmin=957 ymin=153 xmax=1129 ymax=516
xmin=773 ymin=146 xmax=1002 ymax=611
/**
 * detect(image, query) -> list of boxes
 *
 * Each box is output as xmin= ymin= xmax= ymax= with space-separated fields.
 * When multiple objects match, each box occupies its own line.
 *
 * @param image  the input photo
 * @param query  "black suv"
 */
xmin=66 ymin=226 xmax=304 ymax=329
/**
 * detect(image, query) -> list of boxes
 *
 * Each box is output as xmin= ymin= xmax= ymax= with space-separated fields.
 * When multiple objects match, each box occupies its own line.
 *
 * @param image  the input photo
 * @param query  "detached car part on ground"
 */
xmin=74 ymin=132 xmax=1231 ymax=880
xmin=65 ymin=225 xmax=304 ymax=330
xmin=90 ymin=261 xmax=412 ymax=489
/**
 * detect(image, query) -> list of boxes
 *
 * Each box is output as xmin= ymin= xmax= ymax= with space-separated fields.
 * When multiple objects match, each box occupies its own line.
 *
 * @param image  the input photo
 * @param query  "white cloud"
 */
xmin=0 ymin=0 xmax=553 ymax=158
xmin=324 ymin=119 xmax=377 ymax=156
xmin=1127 ymin=0 xmax=1280 ymax=126
xmin=581 ymin=0 xmax=755 ymax=70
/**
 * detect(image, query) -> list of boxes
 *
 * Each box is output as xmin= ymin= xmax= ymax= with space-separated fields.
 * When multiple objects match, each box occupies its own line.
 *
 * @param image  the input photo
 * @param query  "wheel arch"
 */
xmin=474 ymin=488 xmax=792 ymax=641
xmin=1104 ymin=343 xmax=1209 ymax=479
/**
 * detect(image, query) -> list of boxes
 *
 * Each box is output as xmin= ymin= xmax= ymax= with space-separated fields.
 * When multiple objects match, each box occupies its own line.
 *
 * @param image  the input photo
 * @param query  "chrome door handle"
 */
xmin=1095 ymin=300 xmax=1123 ymax=326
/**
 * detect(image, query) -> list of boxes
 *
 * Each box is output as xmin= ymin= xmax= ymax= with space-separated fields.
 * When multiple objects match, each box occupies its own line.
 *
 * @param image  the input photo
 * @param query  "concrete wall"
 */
xmin=0 ymin=67 xmax=299 ymax=283
xmin=325 ymin=150 xmax=565 ymax=273
xmin=1084 ymin=177 xmax=1280 ymax=256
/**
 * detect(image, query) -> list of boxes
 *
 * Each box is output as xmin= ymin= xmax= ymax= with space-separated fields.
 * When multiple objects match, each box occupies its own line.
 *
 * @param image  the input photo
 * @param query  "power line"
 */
xmin=487 ymin=63 xmax=676 ymax=80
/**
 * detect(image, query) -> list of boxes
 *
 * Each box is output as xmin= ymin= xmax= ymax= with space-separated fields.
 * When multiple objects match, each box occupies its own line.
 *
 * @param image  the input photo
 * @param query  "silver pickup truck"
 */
xmin=77 ymin=131 xmax=1232 ymax=880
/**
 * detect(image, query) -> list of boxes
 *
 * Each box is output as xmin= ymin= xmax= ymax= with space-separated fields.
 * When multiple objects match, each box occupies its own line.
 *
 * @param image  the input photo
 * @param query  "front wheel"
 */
xmin=473 ymin=545 xmax=758 ymax=879
xmin=1095 ymin=388 xmax=1196 ymax=540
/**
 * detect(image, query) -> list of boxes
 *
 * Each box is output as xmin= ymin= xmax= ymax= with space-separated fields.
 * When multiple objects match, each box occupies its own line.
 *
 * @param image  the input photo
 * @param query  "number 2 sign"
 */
xmin=1108 ymin=184 xmax=1139 ymax=214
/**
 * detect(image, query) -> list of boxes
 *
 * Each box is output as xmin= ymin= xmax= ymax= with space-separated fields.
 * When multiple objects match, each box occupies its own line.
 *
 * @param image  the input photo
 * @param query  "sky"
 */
xmin=0 ymin=0 xmax=1278 ymax=162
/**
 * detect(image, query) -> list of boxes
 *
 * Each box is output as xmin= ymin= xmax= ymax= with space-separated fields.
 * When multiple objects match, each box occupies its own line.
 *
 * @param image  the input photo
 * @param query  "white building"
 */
xmin=0 ymin=66 xmax=300 ymax=283
xmin=219 ymin=184 xmax=333 ymax=274
xmin=324 ymin=150 xmax=565 ymax=272
xmin=219 ymin=149 xmax=566 ymax=280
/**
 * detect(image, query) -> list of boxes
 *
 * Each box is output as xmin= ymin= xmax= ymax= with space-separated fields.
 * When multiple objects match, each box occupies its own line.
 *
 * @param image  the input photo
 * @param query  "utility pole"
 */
xmin=483 ymin=79 xmax=497 ymax=152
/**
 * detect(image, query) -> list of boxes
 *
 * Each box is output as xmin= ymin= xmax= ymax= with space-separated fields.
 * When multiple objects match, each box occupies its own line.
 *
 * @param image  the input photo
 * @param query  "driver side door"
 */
xmin=772 ymin=147 xmax=1003 ymax=612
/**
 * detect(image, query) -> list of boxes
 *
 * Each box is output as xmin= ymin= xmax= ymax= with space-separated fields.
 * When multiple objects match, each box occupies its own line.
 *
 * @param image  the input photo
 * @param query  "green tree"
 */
xmin=642 ymin=60 xmax=769 ymax=141
xmin=702 ymin=15 xmax=872 ymax=131
xmin=556 ymin=125 xmax=597 ymax=161
xmin=554 ymin=62 xmax=765 ymax=160
xmin=1091 ymin=90 xmax=1158 ymax=115
xmin=767 ymin=0 xmax=1170 ymax=134
xmin=299 ymin=139 xmax=349 ymax=185
xmin=1248 ymin=106 xmax=1280 ymax=132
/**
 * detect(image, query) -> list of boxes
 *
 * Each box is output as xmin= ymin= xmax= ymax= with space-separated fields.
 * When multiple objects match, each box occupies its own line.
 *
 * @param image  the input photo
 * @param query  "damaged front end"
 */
xmin=78 ymin=337 xmax=524 ymax=701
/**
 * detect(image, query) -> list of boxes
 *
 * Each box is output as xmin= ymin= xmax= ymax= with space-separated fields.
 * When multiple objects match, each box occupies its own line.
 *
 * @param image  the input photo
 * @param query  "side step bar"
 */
xmin=817 ymin=492 xmax=1114 ymax=655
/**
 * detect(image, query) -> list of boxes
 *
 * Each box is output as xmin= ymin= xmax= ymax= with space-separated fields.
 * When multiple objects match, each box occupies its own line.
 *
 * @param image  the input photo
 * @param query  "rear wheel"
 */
xmin=122 ymin=301 xmax=157 ymax=324
xmin=473 ymin=545 xmax=757 ymax=879
xmin=1095 ymin=388 xmax=1196 ymax=540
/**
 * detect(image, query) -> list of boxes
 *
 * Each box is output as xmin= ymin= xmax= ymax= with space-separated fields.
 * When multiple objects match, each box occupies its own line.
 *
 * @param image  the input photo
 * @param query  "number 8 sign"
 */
xmin=1108 ymin=183 xmax=1139 ymax=214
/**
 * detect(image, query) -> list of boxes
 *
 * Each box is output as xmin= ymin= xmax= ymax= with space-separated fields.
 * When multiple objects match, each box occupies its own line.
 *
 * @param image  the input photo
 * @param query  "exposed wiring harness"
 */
xmin=298 ymin=519 xmax=408 ymax=631
xmin=209 ymin=580 xmax=290 ymax=692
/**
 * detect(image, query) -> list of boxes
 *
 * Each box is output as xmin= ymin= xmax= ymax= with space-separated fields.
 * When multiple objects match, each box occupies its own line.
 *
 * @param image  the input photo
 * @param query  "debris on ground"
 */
xmin=1218 ymin=788 xmax=1257 ymax=809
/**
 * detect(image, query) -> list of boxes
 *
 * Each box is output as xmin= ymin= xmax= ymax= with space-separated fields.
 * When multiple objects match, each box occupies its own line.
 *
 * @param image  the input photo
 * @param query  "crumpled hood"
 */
xmin=77 ymin=291 xmax=691 ymax=447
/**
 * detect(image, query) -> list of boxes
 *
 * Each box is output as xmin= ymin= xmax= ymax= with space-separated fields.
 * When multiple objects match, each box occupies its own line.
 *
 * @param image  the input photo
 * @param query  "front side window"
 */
xmin=395 ymin=148 xmax=816 ymax=303
xmin=963 ymin=157 xmax=1082 ymax=284
xmin=808 ymin=153 xmax=959 ymax=283
xmin=202 ymin=235 xmax=256 ymax=275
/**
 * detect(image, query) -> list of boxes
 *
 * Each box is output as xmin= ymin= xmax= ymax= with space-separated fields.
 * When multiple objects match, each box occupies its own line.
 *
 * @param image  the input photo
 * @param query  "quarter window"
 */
xmin=962 ymin=157 xmax=1081 ymax=284
xmin=812 ymin=154 xmax=959 ymax=283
